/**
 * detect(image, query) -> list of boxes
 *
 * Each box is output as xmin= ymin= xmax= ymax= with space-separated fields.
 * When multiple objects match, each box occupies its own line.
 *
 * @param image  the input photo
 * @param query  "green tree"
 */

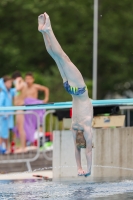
xmin=0 ymin=0 xmax=93 ymax=100
xmin=1 ymin=0 xmax=133 ymax=100
xmin=98 ymin=0 xmax=133 ymax=98
xmin=0 ymin=0 xmax=93 ymax=77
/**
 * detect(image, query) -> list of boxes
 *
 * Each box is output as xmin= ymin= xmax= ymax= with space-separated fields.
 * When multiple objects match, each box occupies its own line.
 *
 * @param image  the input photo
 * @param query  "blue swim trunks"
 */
xmin=63 ymin=81 xmax=87 ymax=95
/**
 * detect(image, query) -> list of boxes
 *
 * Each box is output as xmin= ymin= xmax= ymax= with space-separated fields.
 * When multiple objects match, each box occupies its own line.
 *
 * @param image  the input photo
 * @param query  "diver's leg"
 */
xmin=38 ymin=14 xmax=67 ymax=82
xmin=38 ymin=13 xmax=85 ymax=88
xmin=43 ymin=33 xmax=67 ymax=82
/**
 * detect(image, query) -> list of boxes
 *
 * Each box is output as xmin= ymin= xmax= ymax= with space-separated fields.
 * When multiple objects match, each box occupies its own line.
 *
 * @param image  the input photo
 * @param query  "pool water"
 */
xmin=0 ymin=179 xmax=133 ymax=199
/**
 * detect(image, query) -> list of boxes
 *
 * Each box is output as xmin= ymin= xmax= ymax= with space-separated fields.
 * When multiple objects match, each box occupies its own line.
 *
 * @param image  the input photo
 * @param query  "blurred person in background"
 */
xmin=13 ymin=71 xmax=49 ymax=149
xmin=12 ymin=71 xmax=27 ymax=153
xmin=25 ymin=72 xmax=49 ymax=103
xmin=0 ymin=76 xmax=16 ymax=153
xmin=24 ymin=72 xmax=49 ymax=146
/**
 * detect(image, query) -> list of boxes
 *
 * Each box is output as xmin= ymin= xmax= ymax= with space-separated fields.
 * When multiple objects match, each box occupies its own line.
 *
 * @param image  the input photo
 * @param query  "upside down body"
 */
xmin=38 ymin=13 xmax=93 ymax=176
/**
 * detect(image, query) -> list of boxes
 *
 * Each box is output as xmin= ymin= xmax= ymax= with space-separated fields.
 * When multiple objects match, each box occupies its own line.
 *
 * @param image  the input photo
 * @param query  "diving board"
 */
xmin=0 ymin=98 xmax=133 ymax=111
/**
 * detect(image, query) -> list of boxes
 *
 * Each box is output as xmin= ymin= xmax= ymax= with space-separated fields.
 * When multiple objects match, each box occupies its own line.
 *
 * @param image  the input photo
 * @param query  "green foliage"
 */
xmin=32 ymin=66 xmax=72 ymax=102
xmin=0 ymin=0 xmax=93 ymax=101
xmin=0 ymin=0 xmax=93 ymax=77
xmin=85 ymin=79 xmax=92 ymax=98
xmin=0 ymin=0 xmax=133 ymax=99
xmin=98 ymin=0 xmax=133 ymax=98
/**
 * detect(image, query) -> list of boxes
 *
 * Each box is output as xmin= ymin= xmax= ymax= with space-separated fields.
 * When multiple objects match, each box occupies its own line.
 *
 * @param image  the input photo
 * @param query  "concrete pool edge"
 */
xmin=52 ymin=176 xmax=133 ymax=183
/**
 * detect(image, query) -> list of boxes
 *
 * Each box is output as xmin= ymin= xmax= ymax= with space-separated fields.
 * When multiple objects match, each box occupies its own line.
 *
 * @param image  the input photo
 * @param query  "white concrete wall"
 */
xmin=53 ymin=127 xmax=133 ymax=180
xmin=53 ymin=130 xmax=86 ymax=180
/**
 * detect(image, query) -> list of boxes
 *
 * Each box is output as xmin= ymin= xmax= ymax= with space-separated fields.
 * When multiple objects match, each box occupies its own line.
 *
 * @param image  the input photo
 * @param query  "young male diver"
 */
xmin=38 ymin=13 xmax=93 ymax=177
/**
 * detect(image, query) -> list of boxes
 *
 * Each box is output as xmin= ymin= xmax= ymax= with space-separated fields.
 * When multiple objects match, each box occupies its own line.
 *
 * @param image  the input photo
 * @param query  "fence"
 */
xmin=0 ymin=111 xmax=41 ymax=171
xmin=0 ymin=109 xmax=60 ymax=171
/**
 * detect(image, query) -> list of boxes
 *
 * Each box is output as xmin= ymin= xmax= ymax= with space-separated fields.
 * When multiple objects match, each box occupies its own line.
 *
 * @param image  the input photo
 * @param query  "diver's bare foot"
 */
xmin=38 ymin=14 xmax=46 ymax=32
xmin=78 ymin=168 xmax=85 ymax=176
xmin=38 ymin=12 xmax=51 ymax=33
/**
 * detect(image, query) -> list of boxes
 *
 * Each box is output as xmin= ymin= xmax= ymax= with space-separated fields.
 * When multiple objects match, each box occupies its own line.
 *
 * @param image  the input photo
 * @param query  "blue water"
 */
xmin=0 ymin=179 xmax=133 ymax=199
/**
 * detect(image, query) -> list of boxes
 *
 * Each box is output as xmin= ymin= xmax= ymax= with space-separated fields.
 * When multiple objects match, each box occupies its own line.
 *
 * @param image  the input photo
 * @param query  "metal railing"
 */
xmin=42 ymin=110 xmax=56 ymax=161
xmin=0 ymin=111 xmax=40 ymax=171
xmin=0 ymin=109 xmax=58 ymax=171
xmin=120 ymin=106 xmax=133 ymax=127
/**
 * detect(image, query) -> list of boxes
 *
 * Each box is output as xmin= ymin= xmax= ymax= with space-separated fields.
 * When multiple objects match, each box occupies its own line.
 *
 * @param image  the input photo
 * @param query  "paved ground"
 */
xmin=0 ymin=151 xmax=52 ymax=173
xmin=0 ymin=170 xmax=53 ymax=180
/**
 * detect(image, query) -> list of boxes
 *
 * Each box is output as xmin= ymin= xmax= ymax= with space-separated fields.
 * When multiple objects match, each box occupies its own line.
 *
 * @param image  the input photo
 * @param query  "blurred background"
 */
xmin=0 ymin=0 xmax=133 ymax=175
xmin=0 ymin=0 xmax=133 ymax=101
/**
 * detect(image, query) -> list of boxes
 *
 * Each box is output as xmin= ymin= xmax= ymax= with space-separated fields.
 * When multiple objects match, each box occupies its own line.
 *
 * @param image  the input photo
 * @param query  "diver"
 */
xmin=38 ymin=13 xmax=93 ymax=177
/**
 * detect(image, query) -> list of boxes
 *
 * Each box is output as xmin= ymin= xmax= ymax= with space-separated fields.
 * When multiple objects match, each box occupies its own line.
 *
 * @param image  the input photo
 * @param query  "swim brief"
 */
xmin=63 ymin=81 xmax=87 ymax=95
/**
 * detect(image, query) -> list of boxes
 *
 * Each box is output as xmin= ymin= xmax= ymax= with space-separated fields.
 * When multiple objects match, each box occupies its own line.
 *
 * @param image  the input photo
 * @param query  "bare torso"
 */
xmin=71 ymin=91 xmax=93 ymax=130
xmin=25 ymin=84 xmax=39 ymax=99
